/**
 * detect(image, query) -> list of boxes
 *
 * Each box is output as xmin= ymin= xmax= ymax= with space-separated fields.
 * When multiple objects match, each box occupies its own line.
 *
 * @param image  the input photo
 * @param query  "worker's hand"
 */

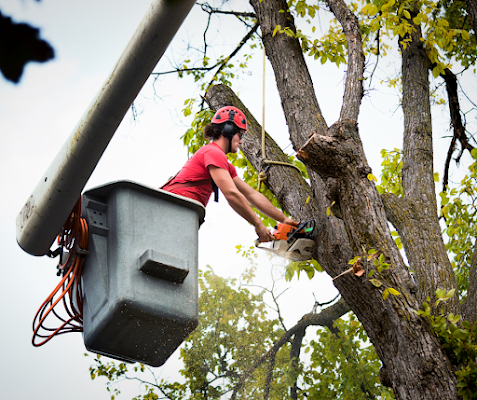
xmin=282 ymin=217 xmax=299 ymax=227
xmin=255 ymin=223 xmax=274 ymax=242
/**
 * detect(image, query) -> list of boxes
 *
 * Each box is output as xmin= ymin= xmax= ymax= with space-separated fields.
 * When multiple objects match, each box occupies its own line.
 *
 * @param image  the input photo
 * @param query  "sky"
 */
xmin=0 ymin=0 xmax=475 ymax=399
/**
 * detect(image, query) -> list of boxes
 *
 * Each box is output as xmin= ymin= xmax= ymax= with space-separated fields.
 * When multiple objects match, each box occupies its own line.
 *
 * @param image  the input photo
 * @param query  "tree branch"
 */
xmin=439 ymin=67 xmax=475 ymax=191
xmin=198 ymin=2 xmax=256 ymax=19
xmin=203 ymin=21 xmax=260 ymax=94
xmin=325 ymin=0 xmax=365 ymax=121
xmin=230 ymin=298 xmax=350 ymax=399
xmin=464 ymin=0 xmax=477 ymax=36
xmin=289 ymin=328 xmax=306 ymax=400
xmin=151 ymin=20 xmax=259 ymax=98
xmin=250 ymin=0 xmax=328 ymax=150
xmin=263 ymin=351 xmax=277 ymax=400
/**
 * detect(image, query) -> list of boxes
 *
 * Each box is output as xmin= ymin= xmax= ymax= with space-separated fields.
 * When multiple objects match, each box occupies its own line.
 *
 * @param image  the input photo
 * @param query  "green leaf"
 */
xmin=369 ymin=4 xmax=379 ymax=16
xmin=448 ymin=313 xmax=461 ymax=324
xmin=383 ymin=288 xmax=390 ymax=300
xmin=369 ymin=279 xmax=383 ymax=287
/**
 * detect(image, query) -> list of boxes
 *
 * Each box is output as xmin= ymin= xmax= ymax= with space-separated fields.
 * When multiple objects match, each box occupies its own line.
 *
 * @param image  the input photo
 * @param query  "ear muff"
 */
xmin=222 ymin=122 xmax=237 ymax=138
xmin=221 ymin=122 xmax=239 ymax=153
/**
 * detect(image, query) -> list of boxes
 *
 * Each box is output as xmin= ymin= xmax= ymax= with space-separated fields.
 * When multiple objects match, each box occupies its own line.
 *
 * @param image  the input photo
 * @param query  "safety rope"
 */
xmin=258 ymin=47 xmax=301 ymax=191
xmin=32 ymin=198 xmax=88 ymax=346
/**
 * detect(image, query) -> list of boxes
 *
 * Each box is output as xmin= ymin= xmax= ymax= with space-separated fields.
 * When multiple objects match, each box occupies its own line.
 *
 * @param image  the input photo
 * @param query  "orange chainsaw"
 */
xmin=255 ymin=219 xmax=315 ymax=261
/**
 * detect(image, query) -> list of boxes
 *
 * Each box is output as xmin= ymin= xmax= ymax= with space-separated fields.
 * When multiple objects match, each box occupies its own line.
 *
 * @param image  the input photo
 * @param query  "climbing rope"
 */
xmin=32 ymin=198 xmax=88 ymax=346
xmin=258 ymin=47 xmax=302 ymax=191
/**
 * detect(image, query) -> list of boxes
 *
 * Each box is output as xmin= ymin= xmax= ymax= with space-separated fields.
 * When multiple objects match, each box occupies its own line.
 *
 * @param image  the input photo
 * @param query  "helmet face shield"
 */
xmin=211 ymin=106 xmax=247 ymax=131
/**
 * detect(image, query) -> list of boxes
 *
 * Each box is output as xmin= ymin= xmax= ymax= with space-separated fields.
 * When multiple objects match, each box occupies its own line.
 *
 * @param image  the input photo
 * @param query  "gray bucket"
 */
xmin=81 ymin=180 xmax=205 ymax=366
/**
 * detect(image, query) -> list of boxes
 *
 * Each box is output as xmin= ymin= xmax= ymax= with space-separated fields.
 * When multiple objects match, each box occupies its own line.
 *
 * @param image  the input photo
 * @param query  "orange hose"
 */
xmin=32 ymin=198 xmax=89 ymax=347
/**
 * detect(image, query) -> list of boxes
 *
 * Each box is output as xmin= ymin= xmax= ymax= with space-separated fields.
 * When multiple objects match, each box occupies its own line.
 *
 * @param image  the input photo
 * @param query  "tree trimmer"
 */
xmin=255 ymin=220 xmax=315 ymax=261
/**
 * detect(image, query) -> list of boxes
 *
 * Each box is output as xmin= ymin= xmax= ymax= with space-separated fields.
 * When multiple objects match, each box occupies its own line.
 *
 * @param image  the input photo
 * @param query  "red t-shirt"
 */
xmin=163 ymin=142 xmax=237 ymax=206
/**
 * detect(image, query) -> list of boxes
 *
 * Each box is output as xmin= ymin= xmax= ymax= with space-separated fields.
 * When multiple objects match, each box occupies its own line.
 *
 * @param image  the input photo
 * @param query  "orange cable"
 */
xmin=32 ymin=198 xmax=89 ymax=347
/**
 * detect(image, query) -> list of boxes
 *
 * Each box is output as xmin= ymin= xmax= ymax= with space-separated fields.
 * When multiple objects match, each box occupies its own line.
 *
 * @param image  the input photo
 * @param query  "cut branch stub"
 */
xmin=297 ymin=120 xmax=370 ymax=179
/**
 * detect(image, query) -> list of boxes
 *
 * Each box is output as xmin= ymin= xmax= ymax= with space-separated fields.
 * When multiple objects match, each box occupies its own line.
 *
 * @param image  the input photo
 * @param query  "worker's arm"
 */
xmin=208 ymin=166 xmax=274 ymax=242
xmin=233 ymin=176 xmax=298 ymax=226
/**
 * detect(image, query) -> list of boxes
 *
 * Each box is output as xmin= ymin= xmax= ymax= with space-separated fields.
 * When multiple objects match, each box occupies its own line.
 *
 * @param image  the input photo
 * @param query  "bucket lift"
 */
xmin=81 ymin=181 xmax=204 ymax=366
xmin=16 ymin=0 xmax=201 ymax=367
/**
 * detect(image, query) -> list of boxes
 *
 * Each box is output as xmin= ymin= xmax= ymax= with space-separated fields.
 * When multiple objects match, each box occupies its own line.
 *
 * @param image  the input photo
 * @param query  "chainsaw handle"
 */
xmin=287 ymin=219 xmax=315 ymax=243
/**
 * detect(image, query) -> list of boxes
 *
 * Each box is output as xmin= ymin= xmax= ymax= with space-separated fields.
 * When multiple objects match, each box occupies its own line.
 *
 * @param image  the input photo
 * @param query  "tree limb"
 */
xmin=289 ymin=328 xmax=306 ymax=400
xmin=203 ymin=21 xmax=260 ymax=94
xmin=399 ymin=13 xmax=460 ymax=313
xmin=439 ymin=67 xmax=475 ymax=191
xmin=198 ymin=2 xmax=256 ymax=19
xmin=151 ymin=21 xmax=259 ymax=95
xmin=263 ymin=351 xmax=276 ymax=400
xmin=325 ymin=0 xmax=365 ymax=122
xmin=230 ymin=298 xmax=350 ymax=400
xmin=464 ymin=0 xmax=477 ymax=36
xmin=250 ymin=0 xmax=328 ymax=150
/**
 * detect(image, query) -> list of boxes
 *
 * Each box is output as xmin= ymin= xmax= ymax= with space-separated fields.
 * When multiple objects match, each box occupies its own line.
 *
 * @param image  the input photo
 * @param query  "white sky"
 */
xmin=0 ymin=0 xmax=475 ymax=399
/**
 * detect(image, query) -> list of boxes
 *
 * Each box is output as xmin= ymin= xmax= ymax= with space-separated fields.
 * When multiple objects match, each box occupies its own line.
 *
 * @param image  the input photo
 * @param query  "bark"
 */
xmin=464 ymin=0 xmax=477 ymax=36
xmin=250 ymin=0 xmax=327 ymax=150
xmin=465 ymin=240 xmax=477 ymax=323
xmin=325 ymin=0 xmax=364 ymax=122
xmin=398 ymin=16 xmax=460 ymax=313
xmin=289 ymin=328 xmax=305 ymax=400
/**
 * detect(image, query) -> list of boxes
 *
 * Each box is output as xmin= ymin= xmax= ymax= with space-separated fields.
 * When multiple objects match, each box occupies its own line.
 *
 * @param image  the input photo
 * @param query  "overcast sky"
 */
xmin=0 ymin=0 xmax=474 ymax=399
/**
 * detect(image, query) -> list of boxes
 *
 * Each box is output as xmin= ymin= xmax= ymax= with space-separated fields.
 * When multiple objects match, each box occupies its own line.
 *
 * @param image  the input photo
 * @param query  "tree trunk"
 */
xmin=205 ymin=0 xmax=463 ymax=397
xmin=397 ymin=15 xmax=460 ymax=313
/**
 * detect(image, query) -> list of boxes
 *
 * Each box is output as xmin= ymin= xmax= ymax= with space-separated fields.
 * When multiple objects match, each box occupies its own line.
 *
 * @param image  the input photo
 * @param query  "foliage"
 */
xmin=87 ymin=267 xmax=287 ymax=399
xmin=376 ymin=148 xmax=403 ymax=197
xmin=285 ymin=259 xmax=323 ymax=281
xmin=440 ymin=149 xmax=477 ymax=299
xmin=415 ymin=289 xmax=477 ymax=400
xmin=376 ymin=147 xmax=477 ymax=298
xmin=179 ymin=267 xmax=286 ymax=399
xmin=181 ymin=106 xmax=213 ymax=154
xmin=89 ymin=265 xmax=396 ymax=399
xmin=304 ymin=314 xmax=395 ymax=399
xmin=272 ymin=0 xmax=477 ymax=95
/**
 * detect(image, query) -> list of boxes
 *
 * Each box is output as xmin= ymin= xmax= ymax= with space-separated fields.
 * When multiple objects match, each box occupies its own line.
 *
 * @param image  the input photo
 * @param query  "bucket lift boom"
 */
xmin=16 ymin=0 xmax=197 ymax=257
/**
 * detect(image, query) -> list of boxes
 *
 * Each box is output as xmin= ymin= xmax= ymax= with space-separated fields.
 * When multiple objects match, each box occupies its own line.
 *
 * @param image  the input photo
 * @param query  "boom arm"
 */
xmin=16 ymin=0 xmax=196 ymax=256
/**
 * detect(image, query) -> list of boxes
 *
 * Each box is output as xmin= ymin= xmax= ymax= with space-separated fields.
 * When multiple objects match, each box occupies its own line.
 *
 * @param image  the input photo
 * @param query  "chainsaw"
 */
xmin=255 ymin=219 xmax=315 ymax=261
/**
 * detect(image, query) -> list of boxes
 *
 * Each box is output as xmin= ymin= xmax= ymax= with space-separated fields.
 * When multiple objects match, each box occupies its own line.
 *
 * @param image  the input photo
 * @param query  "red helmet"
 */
xmin=211 ymin=106 xmax=247 ymax=131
